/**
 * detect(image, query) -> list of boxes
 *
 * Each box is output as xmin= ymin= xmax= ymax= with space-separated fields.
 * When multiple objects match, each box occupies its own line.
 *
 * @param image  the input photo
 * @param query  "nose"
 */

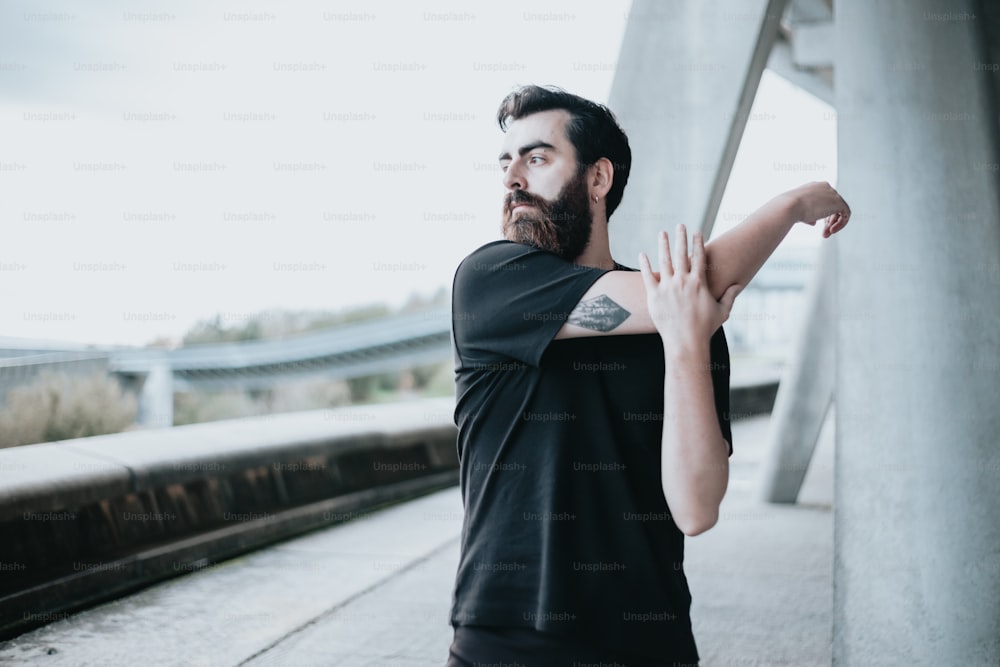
xmin=502 ymin=162 xmax=524 ymax=191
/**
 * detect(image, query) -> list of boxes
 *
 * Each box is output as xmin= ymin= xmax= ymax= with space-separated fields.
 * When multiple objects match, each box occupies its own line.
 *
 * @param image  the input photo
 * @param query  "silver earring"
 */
xmin=594 ymin=195 xmax=599 ymax=203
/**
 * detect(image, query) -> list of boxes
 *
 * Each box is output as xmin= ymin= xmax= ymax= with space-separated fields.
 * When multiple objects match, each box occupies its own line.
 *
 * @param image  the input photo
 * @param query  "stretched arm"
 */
xmin=704 ymin=181 xmax=850 ymax=300
xmin=639 ymin=225 xmax=741 ymax=536
xmin=554 ymin=181 xmax=850 ymax=340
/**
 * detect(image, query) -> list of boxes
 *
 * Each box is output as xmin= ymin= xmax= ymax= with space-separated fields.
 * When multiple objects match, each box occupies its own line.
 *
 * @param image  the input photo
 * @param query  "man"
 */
xmin=446 ymin=85 xmax=849 ymax=665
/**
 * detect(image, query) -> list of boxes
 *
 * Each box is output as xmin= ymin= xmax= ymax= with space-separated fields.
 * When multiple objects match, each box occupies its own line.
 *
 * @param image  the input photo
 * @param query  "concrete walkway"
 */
xmin=0 ymin=414 xmax=834 ymax=666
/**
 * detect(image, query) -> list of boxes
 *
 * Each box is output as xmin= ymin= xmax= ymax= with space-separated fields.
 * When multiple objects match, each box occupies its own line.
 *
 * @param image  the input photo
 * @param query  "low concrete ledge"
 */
xmin=730 ymin=375 xmax=781 ymax=420
xmin=0 ymin=398 xmax=459 ymax=639
xmin=0 ymin=374 xmax=779 ymax=640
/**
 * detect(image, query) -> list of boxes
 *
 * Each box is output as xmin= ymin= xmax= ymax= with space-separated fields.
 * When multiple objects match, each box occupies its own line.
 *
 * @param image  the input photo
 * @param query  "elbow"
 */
xmin=673 ymin=509 xmax=719 ymax=537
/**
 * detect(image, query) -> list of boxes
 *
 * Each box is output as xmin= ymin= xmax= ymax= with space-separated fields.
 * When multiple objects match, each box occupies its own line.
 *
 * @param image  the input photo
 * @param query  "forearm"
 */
xmin=660 ymin=342 xmax=730 ymax=536
xmin=704 ymin=192 xmax=798 ymax=300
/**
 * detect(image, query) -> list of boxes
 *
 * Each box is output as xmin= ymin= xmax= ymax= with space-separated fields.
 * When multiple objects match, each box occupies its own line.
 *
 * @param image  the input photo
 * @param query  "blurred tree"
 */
xmin=0 ymin=371 xmax=137 ymax=448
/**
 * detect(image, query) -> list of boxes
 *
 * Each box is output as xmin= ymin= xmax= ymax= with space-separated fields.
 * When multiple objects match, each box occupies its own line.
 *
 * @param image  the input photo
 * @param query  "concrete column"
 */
xmin=759 ymin=241 xmax=835 ymax=503
xmin=137 ymin=360 xmax=173 ymax=428
xmin=607 ymin=0 xmax=787 ymax=260
xmin=835 ymin=2 xmax=1000 ymax=664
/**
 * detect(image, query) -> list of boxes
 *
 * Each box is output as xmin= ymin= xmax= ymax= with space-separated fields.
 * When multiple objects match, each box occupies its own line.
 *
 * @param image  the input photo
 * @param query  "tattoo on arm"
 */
xmin=567 ymin=294 xmax=631 ymax=332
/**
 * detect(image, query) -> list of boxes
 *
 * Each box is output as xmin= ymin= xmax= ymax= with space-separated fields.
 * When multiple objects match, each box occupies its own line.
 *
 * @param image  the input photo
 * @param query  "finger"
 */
xmin=658 ymin=230 xmax=674 ymax=277
xmin=690 ymin=231 xmax=706 ymax=278
xmin=638 ymin=252 xmax=657 ymax=291
xmin=674 ymin=223 xmax=690 ymax=274
xmin=830 ymin=213 xmax=849 ymax=234
xmin=823 ymin=213 xmax=839 ymax=237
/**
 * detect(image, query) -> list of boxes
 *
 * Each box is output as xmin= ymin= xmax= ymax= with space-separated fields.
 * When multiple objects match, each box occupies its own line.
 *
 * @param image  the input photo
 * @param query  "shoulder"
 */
xmin=459 ymin=240 xmax=548 ymax=267
xmin=455 ymin=240 xmax=561 ymax=281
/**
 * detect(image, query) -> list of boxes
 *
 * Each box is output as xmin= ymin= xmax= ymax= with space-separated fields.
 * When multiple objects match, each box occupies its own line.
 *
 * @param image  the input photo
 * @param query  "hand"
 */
xmin=639 ymin=224 xmax=742 ymax=355
xmin=787 ymin=181 xmax=851 ymax=238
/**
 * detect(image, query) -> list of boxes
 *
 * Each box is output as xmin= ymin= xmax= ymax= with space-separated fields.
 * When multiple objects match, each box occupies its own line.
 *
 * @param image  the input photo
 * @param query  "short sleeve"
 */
xmin=709 ymin=326 xmax=734 ymax=456
xmin=452 ymin=241 xmax=611 ymax=368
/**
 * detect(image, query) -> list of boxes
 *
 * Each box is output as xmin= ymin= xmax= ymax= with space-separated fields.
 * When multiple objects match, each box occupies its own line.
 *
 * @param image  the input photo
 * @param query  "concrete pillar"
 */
xmin=137 ymin=360 xmax=174 ymax=428
xmin=759 ymin=241 xmax=835 ymax=503
xmin=607 ymin=0 xmax=787 ymax=260
xmin=835 ymin=2 xmax=1000 ymax=663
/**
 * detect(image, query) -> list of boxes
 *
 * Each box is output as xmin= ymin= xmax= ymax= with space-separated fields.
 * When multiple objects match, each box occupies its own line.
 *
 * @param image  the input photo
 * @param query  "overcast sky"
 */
xmin=0 ymin=0 xmax=835 ymax=347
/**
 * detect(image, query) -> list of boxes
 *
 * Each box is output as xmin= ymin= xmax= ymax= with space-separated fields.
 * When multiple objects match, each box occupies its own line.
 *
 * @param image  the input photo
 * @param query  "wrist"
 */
xmin=774 ymin=190 xmax=802 ymax=226
xmin=662 ymin=339 xmax=712 ymax=370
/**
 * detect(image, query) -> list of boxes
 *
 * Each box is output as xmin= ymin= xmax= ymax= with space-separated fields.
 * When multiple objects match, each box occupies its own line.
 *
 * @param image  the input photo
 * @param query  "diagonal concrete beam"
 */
xmin=608 ymin=0 xmax=788 ymax=263
xmin=758 ymin=240 xmax=836 ymax=503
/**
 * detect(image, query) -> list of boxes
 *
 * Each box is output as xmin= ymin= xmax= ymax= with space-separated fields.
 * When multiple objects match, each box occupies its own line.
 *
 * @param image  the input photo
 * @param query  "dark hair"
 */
xmin=496 ymin=85 xmax=631 ymax=219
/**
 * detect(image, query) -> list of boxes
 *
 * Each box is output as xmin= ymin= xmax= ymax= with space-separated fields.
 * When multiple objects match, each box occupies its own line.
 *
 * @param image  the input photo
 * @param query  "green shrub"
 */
xmin=0 ymin=371 xmax=137 ymax=448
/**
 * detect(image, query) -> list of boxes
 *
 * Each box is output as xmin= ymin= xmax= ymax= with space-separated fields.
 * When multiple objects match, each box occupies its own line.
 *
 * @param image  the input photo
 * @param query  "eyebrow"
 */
xmin=498 ymin=140 xmax=556 ymax=162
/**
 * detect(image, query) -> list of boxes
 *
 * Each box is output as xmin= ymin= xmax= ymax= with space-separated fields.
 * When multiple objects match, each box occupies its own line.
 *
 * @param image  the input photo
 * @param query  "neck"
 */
xmin=573 ymin=218 xmax=616 ymax=270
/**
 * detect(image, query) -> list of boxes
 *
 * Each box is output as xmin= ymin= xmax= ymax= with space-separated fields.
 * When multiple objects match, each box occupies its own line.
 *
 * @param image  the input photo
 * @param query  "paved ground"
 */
xmin=0 ymin=413 xmax=835 ymax=667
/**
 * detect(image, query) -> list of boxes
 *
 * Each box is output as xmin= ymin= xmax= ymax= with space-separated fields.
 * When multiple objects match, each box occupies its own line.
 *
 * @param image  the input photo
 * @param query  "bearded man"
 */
xmin=445 ymin=85 xmax=849 ymax=666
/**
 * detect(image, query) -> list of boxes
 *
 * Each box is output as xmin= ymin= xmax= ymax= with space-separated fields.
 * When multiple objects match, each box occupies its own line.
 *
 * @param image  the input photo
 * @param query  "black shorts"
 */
xmin=445 ymin=624 xmax=694 ymax=667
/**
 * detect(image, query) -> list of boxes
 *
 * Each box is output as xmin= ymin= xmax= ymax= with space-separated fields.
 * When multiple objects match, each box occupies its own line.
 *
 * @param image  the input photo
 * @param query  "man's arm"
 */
xmin=640 ymin=226 xmax=740 ymax=536
xmin=554 ymin=271 xmax=654 ymax=339
xmin=554 ymin=181 xmax=850 ymax=340
xmin=703 ymin=181 xmax=850 ymax=300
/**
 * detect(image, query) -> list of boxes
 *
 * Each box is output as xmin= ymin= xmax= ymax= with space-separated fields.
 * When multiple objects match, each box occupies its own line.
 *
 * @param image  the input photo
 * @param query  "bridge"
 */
xmin=0 ymin=308 xmax=454 ymax=428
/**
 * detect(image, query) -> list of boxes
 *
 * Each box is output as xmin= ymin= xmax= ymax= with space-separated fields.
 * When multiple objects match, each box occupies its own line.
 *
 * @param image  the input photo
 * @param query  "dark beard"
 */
xmin=501 ymin=170 xmax=593 ymax=261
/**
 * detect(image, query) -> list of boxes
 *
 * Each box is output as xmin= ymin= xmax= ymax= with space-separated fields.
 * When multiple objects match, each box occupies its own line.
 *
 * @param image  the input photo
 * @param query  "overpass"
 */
xmin=0 ymin=308 xmax=454 ymax=428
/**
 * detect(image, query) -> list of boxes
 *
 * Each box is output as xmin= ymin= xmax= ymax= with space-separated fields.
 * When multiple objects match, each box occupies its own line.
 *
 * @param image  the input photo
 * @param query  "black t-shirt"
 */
xmin=448 ymin=240 xmax=733 ymax=663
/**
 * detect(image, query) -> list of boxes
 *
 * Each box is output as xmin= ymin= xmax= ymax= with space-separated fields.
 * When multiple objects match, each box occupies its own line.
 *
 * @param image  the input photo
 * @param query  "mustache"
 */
xmin=504 ymin=190 xmax=545 ymax=212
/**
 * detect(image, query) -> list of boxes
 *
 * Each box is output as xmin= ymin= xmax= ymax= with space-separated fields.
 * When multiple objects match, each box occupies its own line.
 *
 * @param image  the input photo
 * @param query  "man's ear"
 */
xmin=590 ymin=157 xmax=614 ymax=199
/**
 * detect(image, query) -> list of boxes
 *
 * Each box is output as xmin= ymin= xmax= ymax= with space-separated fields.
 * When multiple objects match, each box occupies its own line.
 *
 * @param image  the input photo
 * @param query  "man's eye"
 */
xmin=500 ymin=164 xmax=509 ymax=172
xmin=529 ymin=155 xmax=544 ymax=164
